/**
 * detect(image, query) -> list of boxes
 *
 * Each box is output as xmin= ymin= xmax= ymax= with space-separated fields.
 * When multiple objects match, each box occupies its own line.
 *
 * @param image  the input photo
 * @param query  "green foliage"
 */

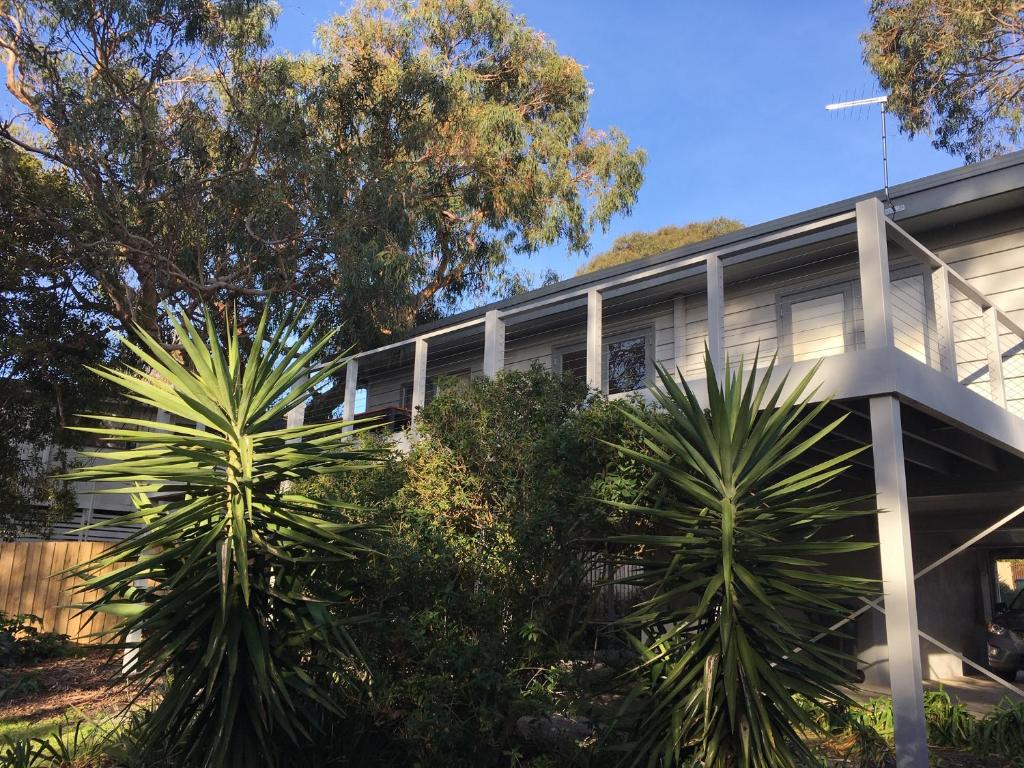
xmin=576 ymin=219 xmax=743 ymax=276
xmin=62 ymin=306 xmax=377 ymax=768
xmin=0 ymin=612 xmax=70 ymax=667
xmin=863 ymin=0 xmax=1024 ymax=162
xmin=1 ymin=0 xmax=644 ymax=352
xmin=0 ymin=146 xmax=114 ymax=538
xmin=299 ymin=365 xmax=653 ymax=766
xmin=975 ymin=698 xmax=1024 ymax=764
xmin=606 ymin=354 xmax=876 ymax=767
xmin=0 ymin=710 xmax=181 ymax=768
xmin=804 ymin=692 xmax=1024 ymax=767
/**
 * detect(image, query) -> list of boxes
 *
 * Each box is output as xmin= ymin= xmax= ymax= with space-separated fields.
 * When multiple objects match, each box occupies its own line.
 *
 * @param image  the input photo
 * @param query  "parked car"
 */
xmin=987 ymin=591 xmax=1024 ymax=682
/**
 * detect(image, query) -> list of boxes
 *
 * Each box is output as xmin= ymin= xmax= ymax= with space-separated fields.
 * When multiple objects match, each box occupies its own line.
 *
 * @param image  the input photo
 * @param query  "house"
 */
xmin=39 ymin=151 xmax=1023 ymax=764
xmin=318 ymin=151 xmax=1024 ymax=767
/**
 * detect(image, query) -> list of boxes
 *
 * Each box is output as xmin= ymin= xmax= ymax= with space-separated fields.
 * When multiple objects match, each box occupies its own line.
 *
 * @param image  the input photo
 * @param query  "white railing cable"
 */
xmin=885 ymin=217 xmax=1024 ymax=341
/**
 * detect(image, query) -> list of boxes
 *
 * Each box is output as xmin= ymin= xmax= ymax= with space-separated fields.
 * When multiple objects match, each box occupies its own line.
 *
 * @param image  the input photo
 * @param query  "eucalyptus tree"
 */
xmin=1 ymin=0 xmax=645 ymax=352
xmin=577 ymin=218 xmax=743 ymax=276
xmin=863 ymin=0 xmax=1024 ymax=162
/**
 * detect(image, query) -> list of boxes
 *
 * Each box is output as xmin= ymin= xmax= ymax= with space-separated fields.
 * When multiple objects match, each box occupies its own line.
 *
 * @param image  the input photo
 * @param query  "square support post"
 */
xmin=411 ymin=337 xmax=428 ymax=420
xmin=869 ymin=396 xmax=929 ymax=768
xmin=931 ymin=267 xmax=957 ymax=378
xmin=673 ymin=295 xmax=686 ymax=381
xmin=586 ymin=289 xmax=603 ymax=392
xmin=285 ymin=375 xmax=308 ymax=430
xmin=483 ymin=309 xmax=506 ymax=378
xmin=857 ymin=198 xmax=895 ymax=350
xmin=124 ymin=407 xmax=175 ymax=675
xmin=285 ymin=373 xmax=308 ymax=448
xmin=705 ymin=255 xmax=725 ymax=376
xmin=343 ymin=358 xmax=359 ymax=432
xmin=983 ymin=307 xmax=1006 ymax=407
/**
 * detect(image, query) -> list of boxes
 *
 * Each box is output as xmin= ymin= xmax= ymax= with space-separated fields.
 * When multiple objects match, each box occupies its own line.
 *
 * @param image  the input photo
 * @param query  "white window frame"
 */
xmin=603 ymin=327 xmax=655 ymax=395
xmin=776 ymin=283 xmax=856 ymax=363
xmin=552 ymin=342 xmax=587 ymax=379
xmin=551 ymin=326 xmax=655 ymax=395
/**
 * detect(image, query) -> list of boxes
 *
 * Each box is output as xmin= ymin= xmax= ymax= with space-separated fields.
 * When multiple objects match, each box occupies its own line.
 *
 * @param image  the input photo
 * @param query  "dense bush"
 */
xmin=300 ymin=365 xmax=654 ymax=766
xmin=0 ymin=612 xmax=69 ymax=667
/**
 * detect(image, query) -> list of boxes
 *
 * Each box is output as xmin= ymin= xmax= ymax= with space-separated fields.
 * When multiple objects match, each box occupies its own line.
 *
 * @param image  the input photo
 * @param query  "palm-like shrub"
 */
xmin=609 ymin=354 xmax=876 ymax=768
xmin=65 ymin=308 xmax=375 ymax=768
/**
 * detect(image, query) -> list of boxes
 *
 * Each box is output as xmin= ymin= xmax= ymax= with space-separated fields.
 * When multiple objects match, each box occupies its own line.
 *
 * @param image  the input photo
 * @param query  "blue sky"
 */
xmin=272 ymin=1 xmax=961 ymax=283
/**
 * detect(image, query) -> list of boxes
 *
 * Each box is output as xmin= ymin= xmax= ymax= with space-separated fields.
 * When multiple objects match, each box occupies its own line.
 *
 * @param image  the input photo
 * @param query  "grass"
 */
xmin=0 ymin=715 xmax=67 ymax=743
xmin=805 ymin=691 xmax=1024 ymax=768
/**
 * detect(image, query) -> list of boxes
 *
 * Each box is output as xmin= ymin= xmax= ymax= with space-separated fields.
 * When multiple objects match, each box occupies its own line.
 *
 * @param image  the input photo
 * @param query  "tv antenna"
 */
xmin=825 ymin=95 xmax=898 ymax=214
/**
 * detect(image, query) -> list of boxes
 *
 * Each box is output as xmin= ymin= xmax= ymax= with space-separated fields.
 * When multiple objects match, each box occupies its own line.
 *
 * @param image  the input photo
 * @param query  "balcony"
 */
xmin=334 ymin=198 xmax=1024 ymax=457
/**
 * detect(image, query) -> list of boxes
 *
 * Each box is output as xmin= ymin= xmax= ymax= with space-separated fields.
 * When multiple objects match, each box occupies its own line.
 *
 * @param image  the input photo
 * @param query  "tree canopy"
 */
xmin=0 ymin=0 xmax=645 ymax=350
xmin=575 ymin=217 xmax=743 ymax=275
xmin=863 ymin=0 xmax=1024 ymax=162
xmin=0 ymin=145 xmax=114 ymax=537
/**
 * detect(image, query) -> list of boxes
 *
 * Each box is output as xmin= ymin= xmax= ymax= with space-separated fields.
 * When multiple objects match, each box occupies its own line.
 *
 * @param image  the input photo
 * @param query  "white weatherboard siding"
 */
xmin=723 ymin=253 xmax=865 ymax=369
xmin=361 ymin=211 xmax=1024 ymax=414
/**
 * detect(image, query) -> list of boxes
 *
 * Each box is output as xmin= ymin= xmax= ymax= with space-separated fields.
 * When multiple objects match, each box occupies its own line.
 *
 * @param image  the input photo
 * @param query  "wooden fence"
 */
xmin=0 ymin=540 xmax=121 ymax=643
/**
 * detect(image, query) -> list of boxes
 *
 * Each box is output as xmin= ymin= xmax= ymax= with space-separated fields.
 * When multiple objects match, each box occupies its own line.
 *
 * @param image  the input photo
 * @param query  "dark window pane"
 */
xmin=560 ymin=348 xmax=588 ymax=384
xmin=608 ymin=337 xmax=647 ymax=394
xmin=400 ymin=379 xmax=437 ymax=409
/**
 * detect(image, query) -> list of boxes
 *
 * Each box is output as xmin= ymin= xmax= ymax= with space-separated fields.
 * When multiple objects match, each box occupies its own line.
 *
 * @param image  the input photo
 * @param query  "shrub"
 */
xmin=605 ymin=355 xmax=877 ymax=767
xmin=63 ymin=307 xmax=378 ymax=768
xmin=975 ymin=698 xmax=1024 ymax=764
xmin=300 ymin=365 xmax=654 ymax=766
xmin=0 ymin=612 xmax=69 ymax=667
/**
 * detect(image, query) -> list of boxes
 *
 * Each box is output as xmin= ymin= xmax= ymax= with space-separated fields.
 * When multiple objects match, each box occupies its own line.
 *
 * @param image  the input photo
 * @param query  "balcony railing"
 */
xmin=316 ymin=198 xmax=1023 ymax=432
xmin=870 ymin=200 xmax=1024 ymax=418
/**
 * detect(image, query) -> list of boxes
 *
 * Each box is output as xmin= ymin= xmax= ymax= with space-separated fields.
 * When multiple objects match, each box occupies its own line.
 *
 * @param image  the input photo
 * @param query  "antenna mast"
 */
xmin=825 ymin=95 xmax=893 ymax=212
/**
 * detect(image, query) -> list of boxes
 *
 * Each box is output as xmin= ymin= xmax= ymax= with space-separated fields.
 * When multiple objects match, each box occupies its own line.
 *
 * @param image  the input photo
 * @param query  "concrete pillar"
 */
xmin=411 ymin=337 xmax=428 ymax=419
xmin=285 ymin=376 xmax=307 ymax=430
xmin=857 ymin=198 xmax=895 ymax=350
xmin=586 ymin=289 xmax=603 ymax=391
xmin=123 ymin=407 xmax=174 ymax=675
xmin=343 ymin=358 xmax=359 ymax=431
xmin=705 ymin=255 xmax=724 ymax=377
xmin=869 ymin=395 xmax=929 ymax=768
xmin=673 ymin=295 xmax=686 ymax=380
xmin=483 ymin=309 xmax=505 ymax=378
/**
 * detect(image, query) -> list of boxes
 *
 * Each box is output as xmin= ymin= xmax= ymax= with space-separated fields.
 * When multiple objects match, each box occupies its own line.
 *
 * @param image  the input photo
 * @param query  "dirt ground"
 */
xmin=0 ymin=653 xmax=1014 ymax=767
xmin=0 ymin=649 xmax=146 ymax=723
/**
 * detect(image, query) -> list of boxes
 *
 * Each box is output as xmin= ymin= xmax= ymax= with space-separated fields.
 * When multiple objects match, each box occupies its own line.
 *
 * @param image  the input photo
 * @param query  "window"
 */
xmin=397 ymin=376 xmax=462 ymax=411
xmin=553 ymin=332 xmax=652 ymax=394
xmin=330 ymin=388 xmax=367 ymax=420
xmin=607 ymin=334 xmax=649 ymax=394
xmin=779 ymin=286 xmax=853 ymax=362
xmin=435 ymin=369 xmax=471 ymax=393
xmin=400 ymin=381 xmax=414 ymax=410
xmin=553 ymin=345 xmax=587 ymax=384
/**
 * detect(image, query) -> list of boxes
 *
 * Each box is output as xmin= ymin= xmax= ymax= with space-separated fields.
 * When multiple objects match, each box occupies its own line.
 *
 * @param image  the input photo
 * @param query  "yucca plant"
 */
xmin=63 ymin=306 xmax=377 ymax=768
xmin=607 ymin=352 xmax=877 ymax=768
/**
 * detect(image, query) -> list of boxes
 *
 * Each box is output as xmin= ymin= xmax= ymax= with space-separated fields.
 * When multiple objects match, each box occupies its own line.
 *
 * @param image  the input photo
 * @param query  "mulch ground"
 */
xmin=0 ymin=648 xmax=148 ymax=723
